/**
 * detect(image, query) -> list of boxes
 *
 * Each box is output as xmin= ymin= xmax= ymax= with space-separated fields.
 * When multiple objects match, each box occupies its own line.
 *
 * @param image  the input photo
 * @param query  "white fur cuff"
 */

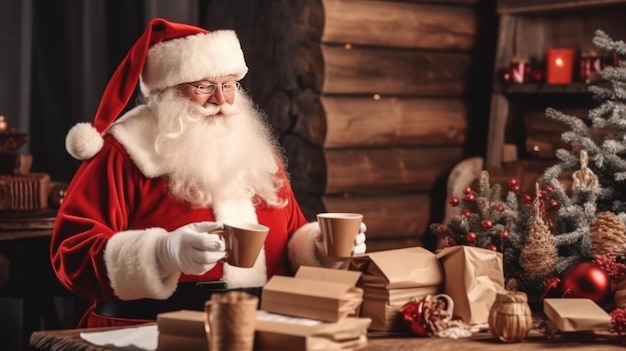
xmin=288 ymin=222 xmax=323 ymax=272
xmin=104 ymin=228 xmax=179 ymax=300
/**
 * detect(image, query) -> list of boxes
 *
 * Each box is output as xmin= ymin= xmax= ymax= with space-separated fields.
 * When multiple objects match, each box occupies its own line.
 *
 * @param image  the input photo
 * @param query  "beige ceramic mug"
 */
xmin=316 ymin=213 xmax=363 ymax=258
xmin=215 ymin=222 xmax=269 ymax=268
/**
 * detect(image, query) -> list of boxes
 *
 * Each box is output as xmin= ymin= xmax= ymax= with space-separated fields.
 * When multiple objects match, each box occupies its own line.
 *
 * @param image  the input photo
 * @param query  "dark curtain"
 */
xmin=30 ymin=1 xmax=146 ymax=182
xmin=1 ymin=0 xmax=210 ymax=183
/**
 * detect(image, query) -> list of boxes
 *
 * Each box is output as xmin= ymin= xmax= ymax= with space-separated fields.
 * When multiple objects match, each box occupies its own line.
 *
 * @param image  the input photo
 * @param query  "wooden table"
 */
xmin=30 ymin=326 xmax=626 ymax=351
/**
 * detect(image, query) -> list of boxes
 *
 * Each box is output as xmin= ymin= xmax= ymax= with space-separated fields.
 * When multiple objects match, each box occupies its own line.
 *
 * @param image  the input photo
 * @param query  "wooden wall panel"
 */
xmin=322 ymin=193 xmax=430 ymax=241
xmin=322 ymin=46 xmax=472 ymax=96
xmin=322 ymin=0 xmax=477 ymax=50
xmin=295 ymin=96 xmax=469 ymax=148
xmin=324 ymin=147 xmax=464 ymax=194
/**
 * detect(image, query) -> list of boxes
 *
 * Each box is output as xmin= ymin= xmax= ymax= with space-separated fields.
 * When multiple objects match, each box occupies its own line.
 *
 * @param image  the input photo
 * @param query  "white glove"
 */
xmin=156 ymin=221 xmax=227 ymax=276
xmin=314 ymin=222 xmax=367 ymax=267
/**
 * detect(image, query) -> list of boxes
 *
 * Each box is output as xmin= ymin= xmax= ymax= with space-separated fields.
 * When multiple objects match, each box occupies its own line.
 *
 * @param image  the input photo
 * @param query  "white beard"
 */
xmin=146 ymin=89 xmax=287 ymax=209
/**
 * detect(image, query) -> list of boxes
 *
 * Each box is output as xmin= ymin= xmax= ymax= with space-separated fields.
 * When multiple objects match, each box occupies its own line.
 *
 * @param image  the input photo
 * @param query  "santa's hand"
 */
xmin=314 ymin=222 xmax=367 ymax=267
xmin=156 ymin=221 xmax=226 ymax=276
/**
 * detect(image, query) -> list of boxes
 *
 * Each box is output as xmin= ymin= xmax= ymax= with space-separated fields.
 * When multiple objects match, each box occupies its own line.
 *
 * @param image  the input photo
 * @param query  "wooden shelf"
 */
xmin=496 ymin=78 xmax=611 ymax=95
xmin=500 ymin=83 xmax=592 ymax=94
xmin=498 ymin=0 xmax=626 ymax=14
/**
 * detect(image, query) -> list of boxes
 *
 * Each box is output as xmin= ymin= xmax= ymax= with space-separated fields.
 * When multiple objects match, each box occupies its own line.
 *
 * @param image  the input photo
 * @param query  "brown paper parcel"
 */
xmin=436 ymin=245 xmax=504 ymax=325
xmin=155 ymin=309 xmax=371 ymax=351
xmin=349 ymin=246 xmax=444 ymax=289
xmin=359 ymin=300 xmax=409 ymax=332
xmin=156 ymin=310 xmax=208 ymax=351
xmin=261 ymin=266 xmax=363 ymax=322
xmin=543 ymin=298 xmax=611 ymax=332
xmin=255 ymin=311 xmax=371 ymax=351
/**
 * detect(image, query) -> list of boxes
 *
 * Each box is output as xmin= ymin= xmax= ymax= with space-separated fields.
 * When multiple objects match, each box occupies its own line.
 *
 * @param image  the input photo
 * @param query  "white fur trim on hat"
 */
xmin=65 ymin=122 xmax=104 ymax=160
xmin=140 ymin=30 xmax=248 ymax=96
xmin=104 ymin=227 xmax=179 ymax=300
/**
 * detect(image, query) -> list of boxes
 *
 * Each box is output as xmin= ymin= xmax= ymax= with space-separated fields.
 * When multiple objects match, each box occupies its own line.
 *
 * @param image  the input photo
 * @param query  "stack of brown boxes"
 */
xmin=349 ymin=247 xmax=444 ymax=332
xmin=0 ymin=115 xmax=50 ymax=211
xmin=157 ymin=266 xmax=372 ymax=351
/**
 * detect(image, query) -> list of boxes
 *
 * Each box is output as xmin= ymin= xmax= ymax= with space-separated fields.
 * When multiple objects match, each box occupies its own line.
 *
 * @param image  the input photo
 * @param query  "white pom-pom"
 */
xmin=65 ymin=122 xmax=104 ymax=160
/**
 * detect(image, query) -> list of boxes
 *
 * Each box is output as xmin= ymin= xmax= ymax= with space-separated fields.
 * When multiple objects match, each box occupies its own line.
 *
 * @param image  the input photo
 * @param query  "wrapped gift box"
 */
xmin=0 ymin=172 xmax=51 ymax=210
xmin=543 ymin=298 xmax=611 ymax=332
xmin=348 ymin=247 xmax=443 ymax=331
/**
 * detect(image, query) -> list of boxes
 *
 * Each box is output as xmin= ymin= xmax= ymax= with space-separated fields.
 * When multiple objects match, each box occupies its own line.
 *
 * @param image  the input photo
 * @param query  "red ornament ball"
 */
xmin=466 ymin=232 xmax=477 ymax=243
xmin=465 ymin=193 xmax=476 ymax=202
xmin=560 ymin=262 xmax=612 ymax=305
xmin=507 ymin=178 xmax=518 ymax=188
xmin=448 ymin=195 xmax=460 ymax=207
xmin=481 ymin=219 xmax=493 ymax=230
xmin=487 ymin=244 xmax=498 ymax=252
xmin=461 ymin=208 xmax=471 ymax=217
xmin=463 ymin=187 xmax=473 ymax=195
xmin=510 ymin=184 xmax=520 ymax=193
xmin=499 ymin=230 xmax=509 ymax=240
xmin=522 ymin=194 xmax=532 ymax=203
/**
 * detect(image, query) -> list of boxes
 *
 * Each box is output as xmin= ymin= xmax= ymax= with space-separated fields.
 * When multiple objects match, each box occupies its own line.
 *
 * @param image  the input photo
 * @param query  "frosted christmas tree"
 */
xmin=431 ymin=30 xmax=626 ymax=305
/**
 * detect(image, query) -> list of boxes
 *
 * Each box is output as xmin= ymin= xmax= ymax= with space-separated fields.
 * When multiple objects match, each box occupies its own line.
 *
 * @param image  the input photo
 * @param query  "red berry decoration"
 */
xmin=548 ymin=199 xmax=559 ymax=209
xmin=461 ymin=208 xmax=471 ymax=217
xmin=448 ymin=195 xmax=460 ymax=207
xmin=445 ymin=236 xmax=455 ymax=247
xmin=436 ymin=224 xmax=447 ymax=234
xmin=462 ymin=187 xmax=472 ymax=195
xmin=482 ymin=219 xmax=493 ymax=230
xmin=499 ymin=230 xmax=509 ymax=240
xmin=507 ymin=178 xmax=518 ymax=188
xmin=464 ymin=193 xmax=475 ymax=202
xmin=522 ymin=194 xmax=532 ymax=203
xmin=510 ymin=184 xmax=520 ymax=193
xmin=487 ymin=244 xmax=498 ymax=252
xmin=466 ymin=232 xmax=477 ymax=243
xmin=544 ymin=185 xmax=554 ymax=193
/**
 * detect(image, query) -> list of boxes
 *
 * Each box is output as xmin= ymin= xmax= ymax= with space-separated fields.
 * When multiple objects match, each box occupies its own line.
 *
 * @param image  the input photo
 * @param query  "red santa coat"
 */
xmin=51 ymin=106 xmax=322 ymax=327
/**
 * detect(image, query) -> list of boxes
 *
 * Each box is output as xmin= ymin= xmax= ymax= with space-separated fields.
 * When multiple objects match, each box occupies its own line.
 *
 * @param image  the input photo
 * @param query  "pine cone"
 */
xmin=590 ymin=211 xmax=626 ymax=257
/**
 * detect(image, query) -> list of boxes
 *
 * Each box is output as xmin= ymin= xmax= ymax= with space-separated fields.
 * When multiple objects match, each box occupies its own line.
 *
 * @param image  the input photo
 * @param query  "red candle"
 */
xmin=546 ymin=48 xmax=575 ymax=84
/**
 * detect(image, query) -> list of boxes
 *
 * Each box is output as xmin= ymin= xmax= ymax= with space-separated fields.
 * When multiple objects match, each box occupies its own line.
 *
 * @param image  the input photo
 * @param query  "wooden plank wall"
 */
xmin=288 ymin=0 xmax=482 ymax=252
xmin=201 ymin=0 xmax=487 ymax=252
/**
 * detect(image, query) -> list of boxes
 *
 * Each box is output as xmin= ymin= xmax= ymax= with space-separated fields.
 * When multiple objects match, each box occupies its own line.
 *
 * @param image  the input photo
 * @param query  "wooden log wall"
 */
xmin=202 ymin=0 xmax=489 ymax=252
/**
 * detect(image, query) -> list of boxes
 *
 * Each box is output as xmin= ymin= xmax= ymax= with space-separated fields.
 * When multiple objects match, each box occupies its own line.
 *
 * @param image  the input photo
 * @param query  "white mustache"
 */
xmin=199 ymin=100 xmax=243 ymax=117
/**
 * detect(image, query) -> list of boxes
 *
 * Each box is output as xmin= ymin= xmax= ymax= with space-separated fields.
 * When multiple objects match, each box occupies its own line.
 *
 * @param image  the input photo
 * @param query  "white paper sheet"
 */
xmin=80 ymin=324 xmax=158 ymax=351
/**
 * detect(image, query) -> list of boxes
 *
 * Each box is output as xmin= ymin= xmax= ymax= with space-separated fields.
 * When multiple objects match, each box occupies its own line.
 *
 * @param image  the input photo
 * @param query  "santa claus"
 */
xmin=52 ymin=18 xmax=366 ymax=328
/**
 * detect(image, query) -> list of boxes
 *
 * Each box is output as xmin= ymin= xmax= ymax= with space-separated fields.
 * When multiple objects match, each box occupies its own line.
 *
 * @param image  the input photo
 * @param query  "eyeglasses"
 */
xmin=186 ymin=81 xmax=241 ymax=95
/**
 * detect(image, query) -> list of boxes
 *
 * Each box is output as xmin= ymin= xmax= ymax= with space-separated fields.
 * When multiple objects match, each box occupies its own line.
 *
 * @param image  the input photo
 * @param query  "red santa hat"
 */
xmin=66 ymin=18 xmax=248 ymax=160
